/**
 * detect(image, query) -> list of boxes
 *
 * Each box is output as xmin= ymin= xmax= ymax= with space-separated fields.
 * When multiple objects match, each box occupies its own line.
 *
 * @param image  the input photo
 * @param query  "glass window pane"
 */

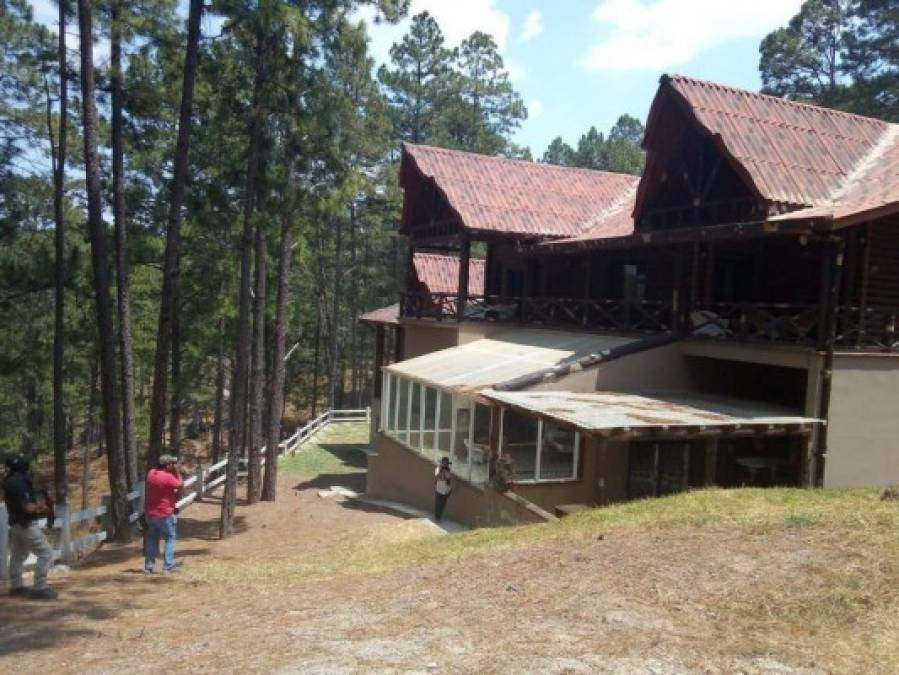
xmin=396 ymin=377 xmax=409 ymax=441
xmin=470 ymin=404 xmax=491 ymax=484
xmin=386 ymin=374 xmax=397 ymax=433
xmin=436 ymin=391 xmax=453 ymax=458
xmin=409 ymin=381 xmax=422 ymax=449
xmin=452 ymin=397 xmax=471 ymax=478
xmin=502 ymin=410 xmax=538 ymax=481
xmin=420 ymin=388 xmax=438 ymax=458
xmin=539 ymin=423 xmax=577 ymax=480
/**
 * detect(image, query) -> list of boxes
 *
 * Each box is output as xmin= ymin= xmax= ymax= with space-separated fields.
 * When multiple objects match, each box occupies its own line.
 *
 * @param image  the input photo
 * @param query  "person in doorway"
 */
xmin=3 ymin=455 xmax=57 ymax=599
xmin=434 ymin=457 xmax=452 ymax=522
xmin=144 ymin=454 xmax=184 ymax=574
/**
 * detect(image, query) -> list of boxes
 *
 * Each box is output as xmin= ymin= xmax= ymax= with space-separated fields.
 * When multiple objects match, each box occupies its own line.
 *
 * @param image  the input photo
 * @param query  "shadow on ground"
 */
xmin=292 ymin=472 xmax=367 ymax=493
xmin=0 ymin=575 xmax=156 ymax=657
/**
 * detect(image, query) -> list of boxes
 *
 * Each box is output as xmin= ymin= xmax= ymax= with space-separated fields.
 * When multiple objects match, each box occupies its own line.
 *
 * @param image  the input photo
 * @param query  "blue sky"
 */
xmin=359 ymin=0 xmax=804 ymax=155
xmin=30 ymin=0 xmax=804 ymax=157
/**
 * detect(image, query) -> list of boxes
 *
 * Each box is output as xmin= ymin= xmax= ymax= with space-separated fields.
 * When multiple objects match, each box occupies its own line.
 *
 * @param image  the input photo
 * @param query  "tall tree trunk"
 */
xmin=311 ymin=300 xmax=321 ymax=417
xmin=328 ymin=216 xmax=343 ymax=410
xmin=169 ymin=273 xmax=183 ymax=453
xmin=248 ymin=213 xmax=267 ymax=504
xmin=77 ymin=0 xmax=130 ymax=541
xmin=147 ymin=0 xmax=203 ymax=467
xmin=212 ymin=315 xmax=225 ymax=464
xmin=111 ymin=0 xmax=138 ymax=489
xmin=348 ymin=202 xmax=360 ymax=407
xmin=50 ymin=0 xmax=68 ymax=508
xmin=221 ymin=33 xmax=265 ymax=538
xmin=262 ymin=208 xmax=293 ymax=501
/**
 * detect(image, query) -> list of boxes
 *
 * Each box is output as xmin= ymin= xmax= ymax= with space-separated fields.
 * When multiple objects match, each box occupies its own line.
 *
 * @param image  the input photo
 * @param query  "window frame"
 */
xmin=499 ymin=409 xmax=581 ymax=484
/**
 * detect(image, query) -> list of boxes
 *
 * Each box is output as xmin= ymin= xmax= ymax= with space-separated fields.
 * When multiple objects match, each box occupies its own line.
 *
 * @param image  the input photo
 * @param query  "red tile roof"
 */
xmin=359 ymin=253 xmax=484 ymax=325
xmin=413 ymin=252 xmax=485 ymax=295
xmin=658 ymin=74 xmax=896 ymax=210
xmin=401 ymin=143 xmax=640 ymax=238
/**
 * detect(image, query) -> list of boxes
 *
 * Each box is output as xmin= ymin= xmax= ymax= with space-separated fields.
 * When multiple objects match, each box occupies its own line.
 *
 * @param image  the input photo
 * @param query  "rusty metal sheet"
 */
xmin=385 ymin=329 xmax=639 ymax=393
xmin=484 ymin=389 xmax=821 ymax=432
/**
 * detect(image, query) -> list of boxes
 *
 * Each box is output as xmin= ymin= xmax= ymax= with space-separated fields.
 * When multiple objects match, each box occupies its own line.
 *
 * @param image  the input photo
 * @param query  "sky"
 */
xmin=29 ymin=0 xmax=804 ymax=157
xmin=357 ymin=0 xmax=805 ymax=155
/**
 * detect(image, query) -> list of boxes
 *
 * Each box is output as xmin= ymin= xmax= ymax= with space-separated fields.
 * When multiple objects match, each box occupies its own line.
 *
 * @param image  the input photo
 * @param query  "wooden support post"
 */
xmin=393 ymin=326 xmax=404 ymax=363
xmin=583 ymin=254 xmax=592 ymax=327
xmin=858 ymin=222 xmax=872 ymax=346
xmin=814 ymin=238 xmax=845 ymax=487
xmin=457 ymin=235 xmax=470 ymax=322
xmin=374 ymin=325 xmax=385 ymax=397
xmin=703 ymin=438 xmax=718 ymax=486
xmin=0 ymin=504 xmax=8 ymax=580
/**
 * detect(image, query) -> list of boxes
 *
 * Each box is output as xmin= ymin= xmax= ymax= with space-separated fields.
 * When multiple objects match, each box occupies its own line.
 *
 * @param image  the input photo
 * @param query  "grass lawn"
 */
xmin=277 ymin=421 xmax=371 ymax=477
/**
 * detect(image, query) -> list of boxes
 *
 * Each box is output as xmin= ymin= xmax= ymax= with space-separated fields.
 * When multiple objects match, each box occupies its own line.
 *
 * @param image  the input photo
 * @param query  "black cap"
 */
xmin=4 ymin=454 xmax=29 ymax=473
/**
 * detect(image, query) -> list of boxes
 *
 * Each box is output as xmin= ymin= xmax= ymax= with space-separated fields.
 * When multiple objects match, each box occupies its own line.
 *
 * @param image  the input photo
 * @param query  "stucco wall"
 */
xmin=401 ymin=322 xmax=460 ymax=359
xmin=367 ymin=433 xmax=548 ymax=527
xmin=825 ymin=354 xmax=899 ymax=488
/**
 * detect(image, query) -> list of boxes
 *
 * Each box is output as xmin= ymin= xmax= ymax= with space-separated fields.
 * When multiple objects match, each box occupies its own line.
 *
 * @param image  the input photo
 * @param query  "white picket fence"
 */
xmin=0 ymin=408 xmax=369 ymax=578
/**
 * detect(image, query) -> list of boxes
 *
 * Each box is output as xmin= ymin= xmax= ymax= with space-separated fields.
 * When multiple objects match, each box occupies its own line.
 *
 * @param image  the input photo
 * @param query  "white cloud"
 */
xmin=358 ymin=0 xmax=511 ymax=66
xmin=527 ymin=99 xmax=544 ymax=118
xmin=580 ymin=0 xmax=803 ymax=72
xmin=521 ymin=10 xmax=544 ymax=41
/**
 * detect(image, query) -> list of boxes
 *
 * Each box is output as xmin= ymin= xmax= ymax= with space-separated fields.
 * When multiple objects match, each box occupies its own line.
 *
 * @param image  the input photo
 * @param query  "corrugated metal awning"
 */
xmin=385 ymin=329 xmax=641 ymax=395
xmin=483 ymin=389 xmax=821 ymax=437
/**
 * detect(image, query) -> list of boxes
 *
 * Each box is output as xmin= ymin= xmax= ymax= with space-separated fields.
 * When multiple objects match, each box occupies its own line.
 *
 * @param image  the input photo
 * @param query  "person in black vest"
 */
xmin=3 ymin=455 xmax=57 ymax=599
xmin=434 ymin=457 xmax=452 ymax=522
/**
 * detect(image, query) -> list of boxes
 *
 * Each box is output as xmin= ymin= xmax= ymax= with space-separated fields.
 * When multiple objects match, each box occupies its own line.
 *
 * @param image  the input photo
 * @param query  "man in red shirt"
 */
xmin=144 ymin=454 xmax=184 ymax=573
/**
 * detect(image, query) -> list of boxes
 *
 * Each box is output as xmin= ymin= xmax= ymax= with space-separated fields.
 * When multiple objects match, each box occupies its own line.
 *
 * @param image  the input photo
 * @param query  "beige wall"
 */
xmin=402 ymin=322 xmax=460 ymax=359
xmin=825 ymin=354 xmax=899 ymax=488
xmin=367 ymin=433 xmax=548 ymax=527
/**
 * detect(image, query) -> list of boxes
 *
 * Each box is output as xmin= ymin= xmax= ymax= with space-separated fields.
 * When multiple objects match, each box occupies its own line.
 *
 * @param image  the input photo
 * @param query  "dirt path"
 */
xmin=1 ymin=430 xmax=893 ymax=674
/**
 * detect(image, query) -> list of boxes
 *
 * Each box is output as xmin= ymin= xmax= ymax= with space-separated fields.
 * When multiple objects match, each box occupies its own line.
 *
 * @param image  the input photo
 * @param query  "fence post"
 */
xmin=100 ymin=494 xmax=113 ymax=537
xmin=59 ymin=503 xmax=72 ymax=562
xmin=195 ymin=466 xmax=205 ymax=502
xmin=0 ymin=504 xmax=8 ymax=581
xmin=365 ymin=406 xmax=371 ymax=425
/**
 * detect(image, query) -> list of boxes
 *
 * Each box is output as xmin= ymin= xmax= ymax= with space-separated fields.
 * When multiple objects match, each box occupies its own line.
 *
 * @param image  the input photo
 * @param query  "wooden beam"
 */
xmin=373 ymin=325 xmax=385 ymax=397
xmin=857 ymin=222 xmax=872 ymax=346
xmin=457 ymin=234 xmax=470 ymax=322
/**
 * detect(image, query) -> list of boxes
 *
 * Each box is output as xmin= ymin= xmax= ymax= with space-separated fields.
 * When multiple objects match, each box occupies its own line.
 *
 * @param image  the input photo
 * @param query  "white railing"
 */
xmin=0 ymin=407 xmax=370 ymax=574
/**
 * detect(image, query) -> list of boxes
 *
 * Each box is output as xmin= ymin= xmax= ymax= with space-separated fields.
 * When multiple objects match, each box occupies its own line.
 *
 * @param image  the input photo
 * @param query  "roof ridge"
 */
xmin=403 ymin=142 xmax=638 ymax=180
xmin=665 ymin=73 xmax=894 ymax=127
xmin=829 ymin=125 xmax=899 ymax=203
xmin=576 ymin=182 xmax=638 ymax=234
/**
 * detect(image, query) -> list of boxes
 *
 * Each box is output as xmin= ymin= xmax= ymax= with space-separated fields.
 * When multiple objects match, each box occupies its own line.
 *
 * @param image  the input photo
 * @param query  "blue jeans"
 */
xmin=145 ymin=514 xmax=177 ymax=572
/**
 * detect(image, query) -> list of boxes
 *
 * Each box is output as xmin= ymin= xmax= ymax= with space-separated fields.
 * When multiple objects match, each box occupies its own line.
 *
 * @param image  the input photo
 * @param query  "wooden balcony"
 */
xmin=400 ymin=292 xmax=675 ymax=333
xmin=399 ymin=292 xmax=899 ymax=353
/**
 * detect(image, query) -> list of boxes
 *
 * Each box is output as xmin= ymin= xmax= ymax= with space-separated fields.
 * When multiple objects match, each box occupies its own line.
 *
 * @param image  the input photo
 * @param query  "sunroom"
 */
xmin=380 ymin=328 xmax=639 ymax=485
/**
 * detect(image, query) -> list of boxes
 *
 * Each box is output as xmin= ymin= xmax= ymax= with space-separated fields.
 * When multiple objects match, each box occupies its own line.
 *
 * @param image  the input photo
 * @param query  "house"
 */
xmin=361 ymin=74 xmax=899 ymax=527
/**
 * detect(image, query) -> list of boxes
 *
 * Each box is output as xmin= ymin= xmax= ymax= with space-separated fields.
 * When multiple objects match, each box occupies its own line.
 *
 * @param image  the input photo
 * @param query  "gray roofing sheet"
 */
xmin=484 ymin=389 xmax=821 ymax=433
xmin=385 ymin=329 xmax=639 ymax=394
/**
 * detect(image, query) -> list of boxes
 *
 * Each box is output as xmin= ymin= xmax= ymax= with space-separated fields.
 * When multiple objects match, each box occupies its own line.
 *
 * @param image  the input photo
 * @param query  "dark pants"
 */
xmin=434 ymin=492 xmax=449 ymax=522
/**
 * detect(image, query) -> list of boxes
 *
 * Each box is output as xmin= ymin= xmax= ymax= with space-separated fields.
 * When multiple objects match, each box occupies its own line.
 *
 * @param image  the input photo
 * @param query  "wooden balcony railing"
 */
xmin=398 ymin=292 xmax=899 ymax=353
xmin=834 ymin=306 xmax=899 ymax=351
xmin=400 ymin=292 xmax=675 ymax=333
xmin=690 ymin=302 xmax=820 ymax=345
